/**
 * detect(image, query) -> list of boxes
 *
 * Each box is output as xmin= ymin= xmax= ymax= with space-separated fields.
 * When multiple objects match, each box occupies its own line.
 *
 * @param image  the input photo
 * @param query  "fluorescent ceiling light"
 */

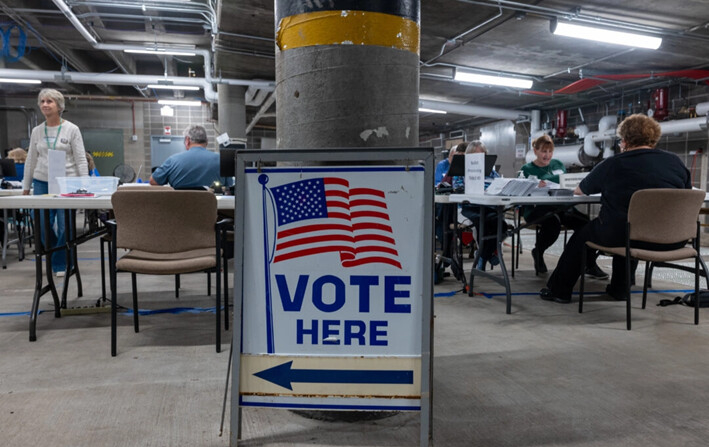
xmin=147 ymin=84 xmax=200 ymax=91
xmin=157 ymin=99 xmax=202 ymax=107
xmin=418 ymin=107 xmax=447 ymax=114
xmin=551 ymin=20 xmax=662 ymax=50
xmin=454 ymin=70 xmax=533 ymax=89
xmin=125 ymin=49 xmax=197 ymax=56
xmin=0 ymin=78 xmax=42 ymax=84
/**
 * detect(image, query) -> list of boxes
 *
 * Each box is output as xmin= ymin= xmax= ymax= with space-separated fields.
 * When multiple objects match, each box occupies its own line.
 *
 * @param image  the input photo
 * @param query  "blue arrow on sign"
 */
xmin=254 ymin=361 xmax=414 ymax=391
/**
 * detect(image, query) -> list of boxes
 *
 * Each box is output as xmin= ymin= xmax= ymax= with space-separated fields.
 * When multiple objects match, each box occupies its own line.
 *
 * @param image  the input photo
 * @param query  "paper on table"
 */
xmin=464 ymin=153 xmax=485 ymax=195
xmin=485 ymin=178 xmax=512 ymax=195
xmin=48 ymin=150 xmax=66 ymax=195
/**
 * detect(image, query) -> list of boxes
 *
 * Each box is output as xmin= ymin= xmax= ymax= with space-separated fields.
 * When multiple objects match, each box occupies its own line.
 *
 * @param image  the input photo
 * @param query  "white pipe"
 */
xmin=48 ymin=4 xmax=274 ymax=104
xmin=418 ymin=99 xmax=529 ymax=121
xmin=0 ymin=69 xmax=274 ymax=102
xmin=597 ymin=115 xmax=617 ymax=133
xmin=575 ymin=124 xmax=589 ymax=138
xmin=695 ymin=102 xmax=709 ymax=116
xmin=580 ymin=115 xmax=617 ymax=158
xmin=583 ymin=133 xmax=603 ymax=157
xmin=659 ymin=116 xmax=708 ymax=134
xmin=52 ymin=0 xmax=97 ymax=45
xmin=94 ymin=43 xmax=276 ymax=104
xmin=531 ymin=110 xmax=541 ymax=132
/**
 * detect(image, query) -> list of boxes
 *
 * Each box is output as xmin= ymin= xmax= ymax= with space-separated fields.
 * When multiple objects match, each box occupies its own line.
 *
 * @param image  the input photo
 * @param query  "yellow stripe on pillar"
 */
xmin=277 ymin=10 xmax=420 ymax=55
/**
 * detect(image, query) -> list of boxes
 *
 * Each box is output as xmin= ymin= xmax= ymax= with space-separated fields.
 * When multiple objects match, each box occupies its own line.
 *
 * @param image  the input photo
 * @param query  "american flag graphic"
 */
xmin=269 ymin=177 xmax=401 ymax=269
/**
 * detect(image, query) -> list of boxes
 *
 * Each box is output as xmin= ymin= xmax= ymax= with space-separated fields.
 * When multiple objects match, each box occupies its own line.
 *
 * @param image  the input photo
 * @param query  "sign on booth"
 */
xmin=239 ymin=167 xmax=425 ymax=409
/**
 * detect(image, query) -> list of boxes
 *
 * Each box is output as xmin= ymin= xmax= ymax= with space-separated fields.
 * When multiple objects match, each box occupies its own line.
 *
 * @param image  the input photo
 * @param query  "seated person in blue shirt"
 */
xmin=435 ymin=148 xmax=454 ymax=185
xmin=85 ymin=152 xmax=100 ymax=176
xmin=459 ymin=141 xmax=507 ymax=270
xmin=150 ymin=125 xmax=230 ymax=190
xmin=435 ymin=143 xmax=467 ymax=247
xmin=5 ymin=148 xmax=26 ymax=182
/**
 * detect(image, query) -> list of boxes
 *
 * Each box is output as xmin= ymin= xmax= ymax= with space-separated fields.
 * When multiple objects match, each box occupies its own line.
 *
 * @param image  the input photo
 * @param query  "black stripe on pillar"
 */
xmin=275 ymin=0 xmax=419 ymax=23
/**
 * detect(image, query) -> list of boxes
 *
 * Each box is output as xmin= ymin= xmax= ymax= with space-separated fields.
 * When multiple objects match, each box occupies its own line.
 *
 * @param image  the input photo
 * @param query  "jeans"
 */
xmin=33 ymin=179 xmax=68 ymax=273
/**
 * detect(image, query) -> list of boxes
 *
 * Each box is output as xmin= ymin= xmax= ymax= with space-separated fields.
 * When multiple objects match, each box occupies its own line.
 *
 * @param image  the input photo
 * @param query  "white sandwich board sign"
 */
xmin=230 ymin=148 xmax=434 ymax=447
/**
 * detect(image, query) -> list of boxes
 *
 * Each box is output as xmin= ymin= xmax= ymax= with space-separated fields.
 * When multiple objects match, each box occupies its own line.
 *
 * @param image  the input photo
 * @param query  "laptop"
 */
xmin=0 ymin=158 xmax=17 ymax=178
xmin=446 ymin=154 xmax=497 ymax=177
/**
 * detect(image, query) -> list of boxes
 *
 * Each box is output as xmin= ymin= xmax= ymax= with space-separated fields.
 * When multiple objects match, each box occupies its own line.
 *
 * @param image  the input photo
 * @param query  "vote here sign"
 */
xmin=237 ymin=165 xmax=426 ymax=411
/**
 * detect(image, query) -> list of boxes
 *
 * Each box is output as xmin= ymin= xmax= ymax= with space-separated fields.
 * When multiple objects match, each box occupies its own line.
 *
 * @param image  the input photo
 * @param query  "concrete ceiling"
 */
xmin=2 ymin=0 xmax=709 ymax=136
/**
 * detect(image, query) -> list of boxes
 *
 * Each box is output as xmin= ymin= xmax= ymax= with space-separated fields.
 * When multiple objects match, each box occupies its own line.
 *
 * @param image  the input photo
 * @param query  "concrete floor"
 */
xmin=1 ymin=229 xmax=709 ymax=447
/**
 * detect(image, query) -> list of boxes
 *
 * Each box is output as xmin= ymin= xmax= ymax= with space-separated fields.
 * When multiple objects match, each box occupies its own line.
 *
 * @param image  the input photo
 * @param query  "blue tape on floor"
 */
xmin=122 ymin=307 xmax=218 ymax=316
xmin=480 ymin=288 xmax=694 ymax=297
xmin=0 ymin=290 xmax=697 ymax=318
xmin=0 ymin=307 xmax=219 ymax=318
xmin=434 ymin=290 xmax=460 ymax=298
xmin=0 ymin=311 xmax=37 ymax=317
xmin=25 ymin=257 xmax=106 ymax=262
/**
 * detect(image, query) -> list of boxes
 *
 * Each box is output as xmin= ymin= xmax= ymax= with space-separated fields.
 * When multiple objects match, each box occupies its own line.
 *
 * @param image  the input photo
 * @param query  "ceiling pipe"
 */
xmin=419 ymin=99 xmax=529 ymax=121
xmin=659 ymin=116 xmax=708 ymax=134
xmin=423 ymin=2 xmax=504 ymax=66
xmin=456 ymin=0 xmax=709 ymax=43
xmin=94 ymin=45 xmax=275 ymax=103
xmin=0 ymin=68 xmax=275 ymax=100
xmin=50 ymin=1 xmax=274 ymax=103
xmin=51 ymin=0 xmax=97 ymax=45
xmin=529 ymin=114 xmax=709 ymax=167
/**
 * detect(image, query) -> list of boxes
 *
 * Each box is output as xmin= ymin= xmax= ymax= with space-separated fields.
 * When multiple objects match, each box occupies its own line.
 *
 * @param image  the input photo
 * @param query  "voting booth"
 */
xmin=230 ymin=148 xmax=434 ymax=446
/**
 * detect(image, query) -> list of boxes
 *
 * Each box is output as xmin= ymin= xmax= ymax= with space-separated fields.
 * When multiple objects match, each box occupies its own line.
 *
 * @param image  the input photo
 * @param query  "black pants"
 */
xmin=546 ymin=218 xmax=684 ymax=300
xmin=435 ymin=203 xmax=456 ymax=256
xmin=460 ymin=204 xmax=506 ymax=260
xmin=525 ymin=205 xmax=589 ymax=254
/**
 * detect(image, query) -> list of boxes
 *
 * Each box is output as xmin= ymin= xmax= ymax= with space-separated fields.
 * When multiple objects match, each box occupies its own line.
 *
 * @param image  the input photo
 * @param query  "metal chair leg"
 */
xmin=131 ymin=273 xmax=139 ymax=333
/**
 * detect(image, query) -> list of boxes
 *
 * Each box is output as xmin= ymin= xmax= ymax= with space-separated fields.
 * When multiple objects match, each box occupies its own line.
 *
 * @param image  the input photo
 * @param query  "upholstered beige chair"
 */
xmin=98 ymin=185 xmax=173 ymax=302
xmin=579 ymin=188 xmax=706 ymax=330
xmin=108 ymin=189 xmax=226 ymax=356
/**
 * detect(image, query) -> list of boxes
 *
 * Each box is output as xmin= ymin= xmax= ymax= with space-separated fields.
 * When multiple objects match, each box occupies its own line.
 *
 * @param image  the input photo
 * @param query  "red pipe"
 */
xmin=556 ymin=110 xmax=567 ymax=138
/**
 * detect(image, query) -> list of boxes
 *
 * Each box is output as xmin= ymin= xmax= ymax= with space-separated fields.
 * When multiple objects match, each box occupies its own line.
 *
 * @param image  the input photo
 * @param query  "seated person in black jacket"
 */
xmin=540 ymin=114 xmax=692 ymax=304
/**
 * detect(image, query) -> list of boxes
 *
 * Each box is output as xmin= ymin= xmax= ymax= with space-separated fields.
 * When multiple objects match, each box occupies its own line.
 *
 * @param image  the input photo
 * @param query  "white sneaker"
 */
xmin=55 ymin=271 xmax=65 ymax=277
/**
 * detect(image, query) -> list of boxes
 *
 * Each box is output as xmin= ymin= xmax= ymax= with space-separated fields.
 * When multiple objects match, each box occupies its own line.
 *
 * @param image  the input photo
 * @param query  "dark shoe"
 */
xmin=540 ymin=288 xmax=571 ymax=304
xmin=585 ymin=264 xmax=609 ymax=279
xmin=606 ymin=284 xmax=629 ymax=301
xmin=531 ymin=248 xmax=547 ymax=273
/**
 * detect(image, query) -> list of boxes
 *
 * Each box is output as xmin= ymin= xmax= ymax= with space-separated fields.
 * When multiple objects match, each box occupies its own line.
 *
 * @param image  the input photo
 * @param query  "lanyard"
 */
xmin=44 ymin=119 xmax=64 ymax=150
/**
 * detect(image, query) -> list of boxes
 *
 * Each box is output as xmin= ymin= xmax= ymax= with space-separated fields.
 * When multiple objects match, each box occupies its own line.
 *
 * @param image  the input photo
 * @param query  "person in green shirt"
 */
xmin=519 ymin=135 xmax=606 ymax=278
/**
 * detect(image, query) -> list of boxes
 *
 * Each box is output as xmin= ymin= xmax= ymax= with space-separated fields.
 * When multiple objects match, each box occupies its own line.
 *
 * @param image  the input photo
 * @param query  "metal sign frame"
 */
xmin=230 ymin=148 xmax=434 ymax=447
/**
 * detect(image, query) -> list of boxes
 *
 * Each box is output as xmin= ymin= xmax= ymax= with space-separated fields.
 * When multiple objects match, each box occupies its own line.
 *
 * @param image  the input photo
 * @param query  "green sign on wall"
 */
xmin=82 ymin=129 xmax=125 ymax=177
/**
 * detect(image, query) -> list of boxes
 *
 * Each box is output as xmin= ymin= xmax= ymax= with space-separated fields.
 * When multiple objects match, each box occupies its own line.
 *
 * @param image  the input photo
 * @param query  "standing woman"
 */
xmin=22 ymin=89 xmax=88 ymax=276
xmin=519 ymin=135 xmax=606 ymax=278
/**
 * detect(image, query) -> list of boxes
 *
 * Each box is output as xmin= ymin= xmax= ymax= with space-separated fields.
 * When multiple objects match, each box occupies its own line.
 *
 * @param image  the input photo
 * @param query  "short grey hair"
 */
xmin=37 ymin=88 xmax=65 ymax=113
xmin=465 ymin=140 xmax=487 ymax=154
xmin=183 ymin=125 xmax=208 ymax=144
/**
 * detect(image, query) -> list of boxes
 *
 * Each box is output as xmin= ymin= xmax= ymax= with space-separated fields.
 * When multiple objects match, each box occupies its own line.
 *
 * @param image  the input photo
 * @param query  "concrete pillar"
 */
xmin=275 ymin=0 xmax=420 ymax=149
xmin=217 ymin=84 xmax=246 ymax=141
